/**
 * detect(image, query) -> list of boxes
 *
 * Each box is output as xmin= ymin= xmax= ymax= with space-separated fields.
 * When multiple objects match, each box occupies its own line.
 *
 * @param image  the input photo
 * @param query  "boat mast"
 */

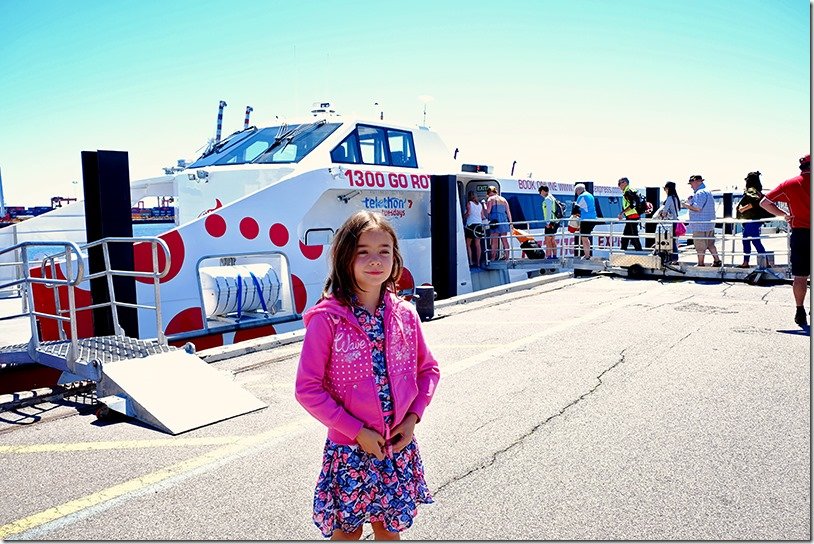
xmin=243 ymin=106 xmax=253 ymax=129
xmin=215 ymin=100 xmax=228 ymax=144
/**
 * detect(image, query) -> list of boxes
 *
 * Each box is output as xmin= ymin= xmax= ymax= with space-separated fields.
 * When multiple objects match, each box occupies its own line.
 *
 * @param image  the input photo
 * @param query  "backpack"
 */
xmin=553 ymin=198 xmax=565 ymax=219
xmin=632 ymin=190 xmax=649 ymax=215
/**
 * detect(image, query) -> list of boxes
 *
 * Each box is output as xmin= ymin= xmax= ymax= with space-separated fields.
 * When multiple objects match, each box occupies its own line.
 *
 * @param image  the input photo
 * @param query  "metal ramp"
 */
xmin=0 ymin=237 xmax=267 ymax=434
xmin=98 ymin=348 xmax=266 ymax=435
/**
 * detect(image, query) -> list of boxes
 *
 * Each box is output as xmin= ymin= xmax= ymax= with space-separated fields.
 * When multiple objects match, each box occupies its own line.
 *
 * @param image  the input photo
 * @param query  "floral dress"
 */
xmin=311 ymin=297 xmax=433 ymax=537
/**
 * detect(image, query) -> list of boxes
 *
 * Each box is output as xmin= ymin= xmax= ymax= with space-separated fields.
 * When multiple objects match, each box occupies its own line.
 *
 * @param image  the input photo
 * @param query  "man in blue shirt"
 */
xmin=683 ymin=175 xmax=721 ymax=267
xmin=574 ymin=183 xmax=597 ymax=259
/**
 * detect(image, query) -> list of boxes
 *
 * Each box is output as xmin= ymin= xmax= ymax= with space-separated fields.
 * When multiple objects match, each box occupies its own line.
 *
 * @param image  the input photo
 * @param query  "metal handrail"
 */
xmin=0 ymin=240 xmax=85 ymax=358
xmin=0 ymin=237 xmax=172 ymax=367
xmin=484 ymin=216 xmax=790 ymax=274
xmin=77 ymin=236 xmax=171 ymax=344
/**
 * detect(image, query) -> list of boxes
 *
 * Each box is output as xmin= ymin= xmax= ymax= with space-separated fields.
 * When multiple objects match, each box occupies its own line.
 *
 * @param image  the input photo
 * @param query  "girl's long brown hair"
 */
xmin=322 ymin=211 xmax=404 ymax=307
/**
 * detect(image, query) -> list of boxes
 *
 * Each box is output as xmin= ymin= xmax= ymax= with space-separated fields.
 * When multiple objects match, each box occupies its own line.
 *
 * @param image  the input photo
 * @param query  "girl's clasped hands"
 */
xmin=356 ymin=413 xmax=418 ymax=460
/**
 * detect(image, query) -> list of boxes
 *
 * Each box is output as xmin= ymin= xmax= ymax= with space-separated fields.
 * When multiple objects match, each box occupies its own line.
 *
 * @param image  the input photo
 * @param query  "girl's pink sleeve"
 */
xmin=407 ymin=312 xmax=440 ymax=422
xmin=295 ymin=313 xmax=364 ymax=439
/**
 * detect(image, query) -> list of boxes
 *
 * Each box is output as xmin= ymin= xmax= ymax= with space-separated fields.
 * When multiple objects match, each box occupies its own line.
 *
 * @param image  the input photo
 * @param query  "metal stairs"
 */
xmin=0 ymin=237 xmax=267 ymax=434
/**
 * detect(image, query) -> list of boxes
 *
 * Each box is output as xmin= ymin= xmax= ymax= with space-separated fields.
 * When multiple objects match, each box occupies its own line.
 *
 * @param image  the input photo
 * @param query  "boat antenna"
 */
xmin=243 ymin=106 xmax=253 ymax=129
xmin=417 ymin=95 xmax=434 ymax=128
xmin=453 ymin=148 xmax=459 ymax=160
xmin=0 ymin=166 xmax=5 ymax=218
xmin=215 ymin=100 xmax=228 ymax=144
xmin=511 ymin=160 xmax=517 ymax=176
xmin=373 ymin=101 xmax=383 ymax=120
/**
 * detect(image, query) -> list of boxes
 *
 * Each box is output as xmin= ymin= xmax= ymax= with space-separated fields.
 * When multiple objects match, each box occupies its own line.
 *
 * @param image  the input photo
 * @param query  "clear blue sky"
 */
xmin=0 ymin=0 xmax=809 ymax=206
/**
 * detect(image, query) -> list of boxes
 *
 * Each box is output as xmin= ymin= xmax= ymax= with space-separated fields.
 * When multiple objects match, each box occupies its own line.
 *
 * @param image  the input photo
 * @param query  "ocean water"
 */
xmin=25 ymin=222 xmax=173 ymax=262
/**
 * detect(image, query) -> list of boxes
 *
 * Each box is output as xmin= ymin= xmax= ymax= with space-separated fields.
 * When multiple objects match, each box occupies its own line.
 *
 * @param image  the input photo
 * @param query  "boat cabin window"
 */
xmin=358 ymin=126 xmax=388 ymax=165
xmin=330 ymin=125 xmax=418 ymax=168
xmin=188 ymin=128 xmax=260 ymax=167
xmin=331 ymin=132 xmax=361 ymax=163
xmin=189 ymin=123 xmax=341 ymax=167
xmin=253 ymin=122 xmax=341 ymax=164
xmin=387 ymin=130 xmax=417 ymax=167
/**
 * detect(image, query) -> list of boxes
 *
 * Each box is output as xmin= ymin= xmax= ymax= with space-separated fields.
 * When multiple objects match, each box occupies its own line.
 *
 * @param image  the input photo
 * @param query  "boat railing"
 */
xmin=67 ymin=236 xmax=172 ymax=345
xmin=482 ymin=216 xmax=791 ymax=274
xmin=0 ymin=237 xmax=171 ymax=361
xmin=0 ymin=240 xmax=85 ymax=358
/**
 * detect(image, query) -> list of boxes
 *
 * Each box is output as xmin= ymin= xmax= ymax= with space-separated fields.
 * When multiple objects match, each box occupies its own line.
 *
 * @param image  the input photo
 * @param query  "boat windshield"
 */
xmin=188 ymin=122 xmax=339 ymax=167
xmin=252 ymin=121 xmax=340 ymax=164
xmin=188 ymin=127 xmax=259 ymax=167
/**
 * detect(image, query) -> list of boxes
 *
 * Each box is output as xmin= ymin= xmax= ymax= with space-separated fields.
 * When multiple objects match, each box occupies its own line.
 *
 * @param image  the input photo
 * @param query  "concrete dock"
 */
xmin=0 ymin=273 xmax=809 ymax=540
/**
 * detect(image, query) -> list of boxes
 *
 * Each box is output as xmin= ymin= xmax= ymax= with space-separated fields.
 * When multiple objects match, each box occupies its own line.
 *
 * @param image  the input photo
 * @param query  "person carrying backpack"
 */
xmin=616 ymin=177 xmax=643 ymax=251
xmin=538 ymin=185 xmax=560 ymax=259
xmin=736 ymin=171 xmax=770 ymax=268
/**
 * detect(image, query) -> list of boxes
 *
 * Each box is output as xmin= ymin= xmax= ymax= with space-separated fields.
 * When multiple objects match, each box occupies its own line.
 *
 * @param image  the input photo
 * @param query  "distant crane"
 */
xmin=51 ymin=196 xmax=78 ymax=208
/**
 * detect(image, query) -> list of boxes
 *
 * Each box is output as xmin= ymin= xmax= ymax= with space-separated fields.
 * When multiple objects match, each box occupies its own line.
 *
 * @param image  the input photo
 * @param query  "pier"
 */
xmin=0 ymin=272 xmax=808 ymax=540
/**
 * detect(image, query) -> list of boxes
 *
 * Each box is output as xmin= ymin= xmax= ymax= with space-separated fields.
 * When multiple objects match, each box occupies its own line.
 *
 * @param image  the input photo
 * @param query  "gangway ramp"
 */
xmin=0 ymin=237 xmax=267 ymax=434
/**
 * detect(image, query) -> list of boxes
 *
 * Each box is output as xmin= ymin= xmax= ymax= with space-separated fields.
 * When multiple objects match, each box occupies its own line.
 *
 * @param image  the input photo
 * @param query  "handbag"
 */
xmin=675 ymin=221 xmax=687 ymax=237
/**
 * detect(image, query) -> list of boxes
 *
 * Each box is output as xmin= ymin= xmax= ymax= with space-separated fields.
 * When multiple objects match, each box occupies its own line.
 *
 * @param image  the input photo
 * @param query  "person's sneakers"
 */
xmin=712 ymin=260 xmax=723 ymax=267
xmin=795 ymin=307 xmax=808 ymax=327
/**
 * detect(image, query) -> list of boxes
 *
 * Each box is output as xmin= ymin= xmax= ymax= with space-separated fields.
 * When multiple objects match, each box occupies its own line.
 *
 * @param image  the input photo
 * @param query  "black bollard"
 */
xmin=722 ymin=193 xmax=733 ymax=234
xmin=414 ymin=285 xmax=435 ymax=321
xmin=430 ymin=175 xmax=457 ymax=299
xmin=82 ymin=150 xmax=138 ymax=337
xmin=644 ymin=187 xmax=661 ymax=249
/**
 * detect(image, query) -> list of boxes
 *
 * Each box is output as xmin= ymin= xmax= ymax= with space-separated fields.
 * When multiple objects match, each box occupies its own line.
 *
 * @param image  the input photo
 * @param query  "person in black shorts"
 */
xmin=760 ymin=153 xmax=811 ymax=327
xmin=538 ymin=185 xmax=559 ymax=258
xmin=463 ymin=190 xmax=486 ymax=267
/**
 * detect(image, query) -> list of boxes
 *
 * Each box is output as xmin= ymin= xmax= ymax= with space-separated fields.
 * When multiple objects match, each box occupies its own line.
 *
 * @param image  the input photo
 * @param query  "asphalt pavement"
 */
xmin=0 ymin=273 xmax=809 ymax=540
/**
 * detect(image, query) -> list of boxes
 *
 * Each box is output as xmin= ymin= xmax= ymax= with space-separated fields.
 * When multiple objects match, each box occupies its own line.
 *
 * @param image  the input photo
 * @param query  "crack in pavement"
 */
xmin=667 ymin=327 xmax=700 ymax=350
xmin=432 ymin=351 xmax=628 ymax=498
xmin=472 ymin=415 xmax=502 ymax=434
xmin=760 ymin=288 xmax=774 ymax=305
xmin=646 ymin=294 xmax=695 ymax=312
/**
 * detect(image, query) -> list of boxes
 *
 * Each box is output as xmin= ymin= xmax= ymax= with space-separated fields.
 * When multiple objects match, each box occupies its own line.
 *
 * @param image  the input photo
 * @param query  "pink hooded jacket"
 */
xmin=295 ymin=291 xmax=440 ymax=445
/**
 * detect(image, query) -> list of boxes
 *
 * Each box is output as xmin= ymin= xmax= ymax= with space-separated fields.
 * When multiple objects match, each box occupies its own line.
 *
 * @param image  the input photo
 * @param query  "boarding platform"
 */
xmin=490 ymin=216 xmax=793 ymax=285
xmin=0 ymin=238 xmax=266 ymax=434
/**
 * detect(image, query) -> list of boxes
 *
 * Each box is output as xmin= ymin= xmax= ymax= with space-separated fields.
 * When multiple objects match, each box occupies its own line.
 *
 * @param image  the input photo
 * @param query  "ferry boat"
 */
xmin=10 ymin=102 xmax=749 ymax=353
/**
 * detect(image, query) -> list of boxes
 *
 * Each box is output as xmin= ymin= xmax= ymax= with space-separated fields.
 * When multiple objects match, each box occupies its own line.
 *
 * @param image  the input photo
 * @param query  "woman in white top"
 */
xmin=464 ymin=190 xmax=486 ymax=267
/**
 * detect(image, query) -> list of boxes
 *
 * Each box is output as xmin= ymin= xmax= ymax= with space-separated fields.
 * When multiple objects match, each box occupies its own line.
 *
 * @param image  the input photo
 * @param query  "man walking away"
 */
xmin=760 ymin=154 xmax=811 ymax=328
xmin=683 ymin=175 xmax=722 ymax=267
xmin=616 ymin=177 xmax=643 ymax=251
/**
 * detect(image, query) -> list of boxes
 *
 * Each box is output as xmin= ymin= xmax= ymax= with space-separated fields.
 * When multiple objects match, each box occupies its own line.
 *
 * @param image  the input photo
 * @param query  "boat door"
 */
xmin=465 ymin=179 xmax=497 ymax=208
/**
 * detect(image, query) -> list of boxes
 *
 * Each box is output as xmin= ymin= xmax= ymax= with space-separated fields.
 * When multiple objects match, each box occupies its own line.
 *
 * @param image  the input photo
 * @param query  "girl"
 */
xmin=736 ymin=171 xmax=769 ymax=268
xmin=485 ymin=186 xmax=513 ymax=261
xmin=655 ymin=181 xmax=682 ymax=263
xmin=295 ymin=211 xmax=440 ymax=540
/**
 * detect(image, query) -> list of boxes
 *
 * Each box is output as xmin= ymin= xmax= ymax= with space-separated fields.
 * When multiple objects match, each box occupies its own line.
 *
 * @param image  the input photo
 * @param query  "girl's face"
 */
xmin=353 ymin=228 xmax=394 ymax=295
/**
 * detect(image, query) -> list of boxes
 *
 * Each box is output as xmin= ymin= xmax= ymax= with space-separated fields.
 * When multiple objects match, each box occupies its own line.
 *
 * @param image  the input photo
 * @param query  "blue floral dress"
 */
xmin=311 ymin=297 xmax=433 ymax=537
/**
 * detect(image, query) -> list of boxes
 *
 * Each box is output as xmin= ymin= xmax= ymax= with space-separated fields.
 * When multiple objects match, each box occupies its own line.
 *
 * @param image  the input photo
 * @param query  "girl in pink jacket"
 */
xmin=295 ymin=211 xmax=440 ymax=540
